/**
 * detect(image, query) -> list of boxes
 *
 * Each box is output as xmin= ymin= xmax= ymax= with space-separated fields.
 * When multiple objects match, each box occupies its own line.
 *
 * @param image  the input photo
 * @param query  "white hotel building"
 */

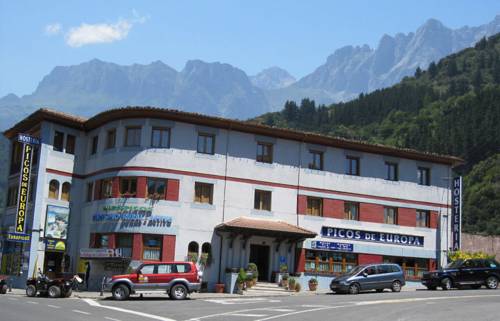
xmin=0 ymin=107 xmax=461 ymax=290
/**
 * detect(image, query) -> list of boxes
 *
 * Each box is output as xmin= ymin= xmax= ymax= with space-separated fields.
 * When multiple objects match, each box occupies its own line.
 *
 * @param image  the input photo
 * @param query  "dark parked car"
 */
xmin=330 ymin=263 xmax=405 ymax=294
xmin=421 ymin=258 xmax=500 ymax=290
xmin=0 ymin=275 xmax=8 ymax=294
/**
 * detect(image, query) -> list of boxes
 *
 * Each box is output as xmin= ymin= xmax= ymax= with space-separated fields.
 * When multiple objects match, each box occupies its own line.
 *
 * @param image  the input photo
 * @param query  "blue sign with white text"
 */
xmin=17 ymin=133 xmax=40 ymax=145
xmin=311 ymin=241 xmax=353 ymax=252
xmin=321 ymin=226 xmax=424 ymax=247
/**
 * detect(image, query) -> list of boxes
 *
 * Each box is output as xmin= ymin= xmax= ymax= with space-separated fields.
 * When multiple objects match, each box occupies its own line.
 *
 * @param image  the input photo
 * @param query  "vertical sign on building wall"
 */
xmin=451 ymin=176 xmax=462 ymax=251
xmin=13 ymin=133 xmax=40 ymax=236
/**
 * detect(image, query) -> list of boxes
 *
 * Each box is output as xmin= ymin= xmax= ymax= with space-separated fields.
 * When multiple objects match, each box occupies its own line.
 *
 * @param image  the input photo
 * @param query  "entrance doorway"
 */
xmin=249 ymin=244 xmax=270 ymax=281
xmin=44 ymin=252 xmax=64 ymax=278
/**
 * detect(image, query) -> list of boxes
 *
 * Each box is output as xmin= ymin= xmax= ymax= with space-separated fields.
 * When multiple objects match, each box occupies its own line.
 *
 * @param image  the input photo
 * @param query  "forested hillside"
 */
xmin=253 ymin=34 xmax=500 ymax=235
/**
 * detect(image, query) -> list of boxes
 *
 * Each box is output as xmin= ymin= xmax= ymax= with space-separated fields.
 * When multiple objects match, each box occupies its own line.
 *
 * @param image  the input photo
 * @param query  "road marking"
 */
xmin=254 ymin=294 xmax=500 ymax=321
xmin=27 ymin=301 xmax=39 ymax=304
xmin=8 ymin=298 xmax=18 ymax=301
xmin=261 ymin=308 xmax=294 ymax=312
xmin=204 ymin=298 xmax=278 ymax=305
xmin=47 ymin=304 xmax=61 ymax=309
xmin=105 ymin=317 xmax=122 ymax=321
xmin=301 ymin=304 xmax=329 ymax=308
xmin=82 ymin=299 xmax=176 ymax=321
xmin=230 ymin=313 xmax=268 ymax=317
xmin=185 ymin=306 xmax=294 ymax=321
xmin=255 ymin=305 xmax=350 ymax=321
xmin=72 ymin=309 xmax=91 ymax=315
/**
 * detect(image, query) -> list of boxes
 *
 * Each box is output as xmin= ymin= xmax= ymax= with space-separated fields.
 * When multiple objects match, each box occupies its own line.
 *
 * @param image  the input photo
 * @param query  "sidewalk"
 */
xmin=5 ymin=281 xmax=424 ymax=300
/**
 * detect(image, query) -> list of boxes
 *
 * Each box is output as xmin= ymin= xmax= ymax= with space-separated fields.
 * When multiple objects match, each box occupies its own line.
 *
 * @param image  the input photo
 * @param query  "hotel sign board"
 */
xmin=321 ymin=226 xmax=424 ymax=247
xmin=452 ymin=177 xmax=462 ymax=251
xmin=91 ymin=204 xmax=175 ymax=235
xmin=80 ymin=248 xmax=123 ymax=258
xmin=311 ymin=241 xmax=353 ymax=252
xmin=14 ymin=133 xmax=39 ymax=237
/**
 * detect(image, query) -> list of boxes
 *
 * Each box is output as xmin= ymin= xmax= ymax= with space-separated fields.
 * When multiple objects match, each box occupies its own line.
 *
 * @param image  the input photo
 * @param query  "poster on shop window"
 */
xmin=44 ymin=205 xmax=70 ymax=239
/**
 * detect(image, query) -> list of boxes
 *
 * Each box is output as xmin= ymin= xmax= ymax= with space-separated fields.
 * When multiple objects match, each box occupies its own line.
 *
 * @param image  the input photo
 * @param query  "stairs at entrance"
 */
xmin=244 ymin=282 xmax=291 ymax=296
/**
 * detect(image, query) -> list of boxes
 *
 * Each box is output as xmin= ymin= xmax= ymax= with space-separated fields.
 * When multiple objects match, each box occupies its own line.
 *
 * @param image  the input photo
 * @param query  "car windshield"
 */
xmin=345 ymin=266 xmax=365 ymax=276
xmin=126 ymin=260 xmax=144 ymax=273
xmin=445 ymin=260 xmax=463 ymax=268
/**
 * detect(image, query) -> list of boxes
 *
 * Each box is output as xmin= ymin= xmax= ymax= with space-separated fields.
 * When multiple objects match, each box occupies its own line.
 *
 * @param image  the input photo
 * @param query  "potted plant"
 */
xmin=308 ymin=277 xmax=318 ymax=291
xmin=295 ymin=282 xmax=302 ymax=292
xmin=288 ymin=277 xmax=296 ymax=291
xmin=237 ymin=268 xmax=246 ymax=293
xmin=214 ymin=283 xmax=225 ymax=293
xmin=187 ymin=252 xmax=198 ymax=264
xmin=245 ymin=274 xmax=254 ymax=288
xmin=252 ymin=269 xmax=259 ymax=286
xmin=247 ymin=263 xmax=258 ymax=286
xmin=281 ymin=273 xmax=289 ymax=288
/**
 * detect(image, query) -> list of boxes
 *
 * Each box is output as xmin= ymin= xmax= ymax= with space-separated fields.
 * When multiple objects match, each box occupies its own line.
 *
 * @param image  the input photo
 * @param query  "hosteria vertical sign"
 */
xmin=12 ymin=134 xmax=39 ymax=238
xmin=452 ymin=176 xmax=462 ymax=251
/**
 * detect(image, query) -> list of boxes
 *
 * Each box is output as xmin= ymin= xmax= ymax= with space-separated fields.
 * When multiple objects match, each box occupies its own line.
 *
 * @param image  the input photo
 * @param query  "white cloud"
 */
xmin=66 ymin=19 xmax=132 ymax=47
xmin=65 ymin=12 xmax=148 ymax=48
xmin=45 ymin=23 xmax=62 ymax=36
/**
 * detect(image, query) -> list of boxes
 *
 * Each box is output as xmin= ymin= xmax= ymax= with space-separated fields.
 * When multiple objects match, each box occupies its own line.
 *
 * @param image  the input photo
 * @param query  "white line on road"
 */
xmin=72 ymin=309 xmax=91 ymax=315
xmin=47 ymin=304 xmax=61 ymax=309
xmin=82 ymin=299 xmax=176 ymax=321
xmin=261 ymin=308 xmax=295 ymax=312
xmin=254 ymin=294 xmax=500 ymax=321
xmin=105 ymin=317 xmax=122 ymax=321
xmin=230 ymin=313 xmax=268 ymax=317
xmin=27 ymin=301 xmax=39 ymax=304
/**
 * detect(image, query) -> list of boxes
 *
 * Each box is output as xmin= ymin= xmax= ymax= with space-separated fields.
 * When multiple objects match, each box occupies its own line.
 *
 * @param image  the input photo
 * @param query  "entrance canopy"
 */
xmin=215 ymin=217 xmax=316 ymax=240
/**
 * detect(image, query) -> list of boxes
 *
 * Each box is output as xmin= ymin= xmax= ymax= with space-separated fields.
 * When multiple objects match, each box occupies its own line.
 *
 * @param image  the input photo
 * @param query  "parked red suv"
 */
xmin=102 ymin=261 xmax=201 ymax=300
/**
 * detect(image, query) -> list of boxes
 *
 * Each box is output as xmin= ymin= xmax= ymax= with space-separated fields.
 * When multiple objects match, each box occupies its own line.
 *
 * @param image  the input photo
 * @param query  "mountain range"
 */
xmin=1 ymin=15 xmax=500 ymax=130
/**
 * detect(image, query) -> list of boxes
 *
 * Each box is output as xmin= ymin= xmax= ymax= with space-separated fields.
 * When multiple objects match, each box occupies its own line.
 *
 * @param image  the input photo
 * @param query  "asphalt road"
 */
xmin=1 ymin=288 xmax=499 ymax=321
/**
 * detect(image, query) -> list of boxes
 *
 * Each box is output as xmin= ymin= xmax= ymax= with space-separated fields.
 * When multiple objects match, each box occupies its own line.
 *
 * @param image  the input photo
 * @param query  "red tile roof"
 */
xmin=215 ymin=216 xmax=317 ymax=238
xmin=3 ymin=106 xmax=463 ymax=166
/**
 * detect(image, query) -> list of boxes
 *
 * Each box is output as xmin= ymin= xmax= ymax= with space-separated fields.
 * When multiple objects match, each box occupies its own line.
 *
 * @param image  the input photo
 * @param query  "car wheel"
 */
xmin=1 ymin=284 xmax=7 ymax=294
xmin=376 ymin=289 xmax=384 ymax=293
xmin=112 ymin=284 xmax=130 ymax=301
xmin=441 ymin=278 xmax=452 ymax=291
xmin=426 ymin=286 xmax=437 ymax=291
xmin=64 ymin=288 xmax=73 ymax=298
xmin=170 ymin=284 xmax=188 ymax=300
xmin=391 ymin=281 xmax=402 ymax=293
xmin=26 ymin=285 xmax=37 ymax=297
xmin=486 ymin=276 xmax=499 ymax=290
xmin=348 ymin=283 xmax=360 ymax=295
xmin=48 ymin=285 xmax=61 ymax=298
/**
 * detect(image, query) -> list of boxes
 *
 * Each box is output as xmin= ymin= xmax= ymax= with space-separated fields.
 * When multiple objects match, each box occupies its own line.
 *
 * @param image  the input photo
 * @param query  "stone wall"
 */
xmin=461 ymin=233 xmax=500 ymax=259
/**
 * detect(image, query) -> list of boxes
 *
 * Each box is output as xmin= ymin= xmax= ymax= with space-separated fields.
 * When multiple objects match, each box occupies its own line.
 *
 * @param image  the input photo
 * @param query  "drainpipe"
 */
xmin=215 ymin=230 xmax=224 ymax=284
xmin=296 ymin=135 xmax=305 ymax=226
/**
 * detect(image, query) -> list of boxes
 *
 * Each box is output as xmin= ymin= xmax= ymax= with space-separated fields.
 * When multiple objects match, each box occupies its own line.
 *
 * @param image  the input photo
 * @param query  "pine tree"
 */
xmin=428 ymin=62 xmax=438 ymax=78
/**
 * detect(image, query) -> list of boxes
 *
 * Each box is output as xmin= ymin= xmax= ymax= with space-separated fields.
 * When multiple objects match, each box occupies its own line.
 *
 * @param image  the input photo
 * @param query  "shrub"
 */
xmin=288 ymin=277 xmax=296 ymax=289
xmin=279 ymin=263 xmax=288 ymax=273
xmin=448 ymin=250 xmax=495 ymax=261
xmin=281 ymin=274 xmax=289 ymax=281
xmin=309 ymin=277 xmax=318 ymax=284
xmin=295 ymin=282 xmax=301 ymax=292
xmin=237 ymin=268 xmax=247 ymax=284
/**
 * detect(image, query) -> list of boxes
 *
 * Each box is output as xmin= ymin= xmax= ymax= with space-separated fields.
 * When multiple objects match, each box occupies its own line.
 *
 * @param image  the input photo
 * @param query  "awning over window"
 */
xmin=215 ymin=217 xmax=316 ymax=239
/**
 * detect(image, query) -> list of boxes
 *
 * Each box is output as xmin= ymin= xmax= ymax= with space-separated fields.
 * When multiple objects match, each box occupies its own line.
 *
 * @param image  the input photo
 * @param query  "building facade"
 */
xmin=0 ymin=107 xmax=461 ymax=290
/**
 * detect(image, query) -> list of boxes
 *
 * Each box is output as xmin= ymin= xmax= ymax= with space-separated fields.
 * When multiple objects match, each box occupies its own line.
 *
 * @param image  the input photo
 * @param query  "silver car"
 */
xmin=330 ymin=263 xmax=405 ymax=294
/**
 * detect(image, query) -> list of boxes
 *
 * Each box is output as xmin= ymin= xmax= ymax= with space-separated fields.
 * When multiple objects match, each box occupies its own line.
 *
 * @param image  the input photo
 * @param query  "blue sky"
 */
xmin=1 ymin=0 xmax=499 ymax=97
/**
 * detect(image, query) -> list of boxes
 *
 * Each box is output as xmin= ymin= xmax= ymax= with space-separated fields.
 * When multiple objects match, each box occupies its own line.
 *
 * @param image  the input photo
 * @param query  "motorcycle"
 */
xmin=0 ymin=275 xmax=8 ymax=294
xmin=26 ymin=270 xmax=83 ymax=298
